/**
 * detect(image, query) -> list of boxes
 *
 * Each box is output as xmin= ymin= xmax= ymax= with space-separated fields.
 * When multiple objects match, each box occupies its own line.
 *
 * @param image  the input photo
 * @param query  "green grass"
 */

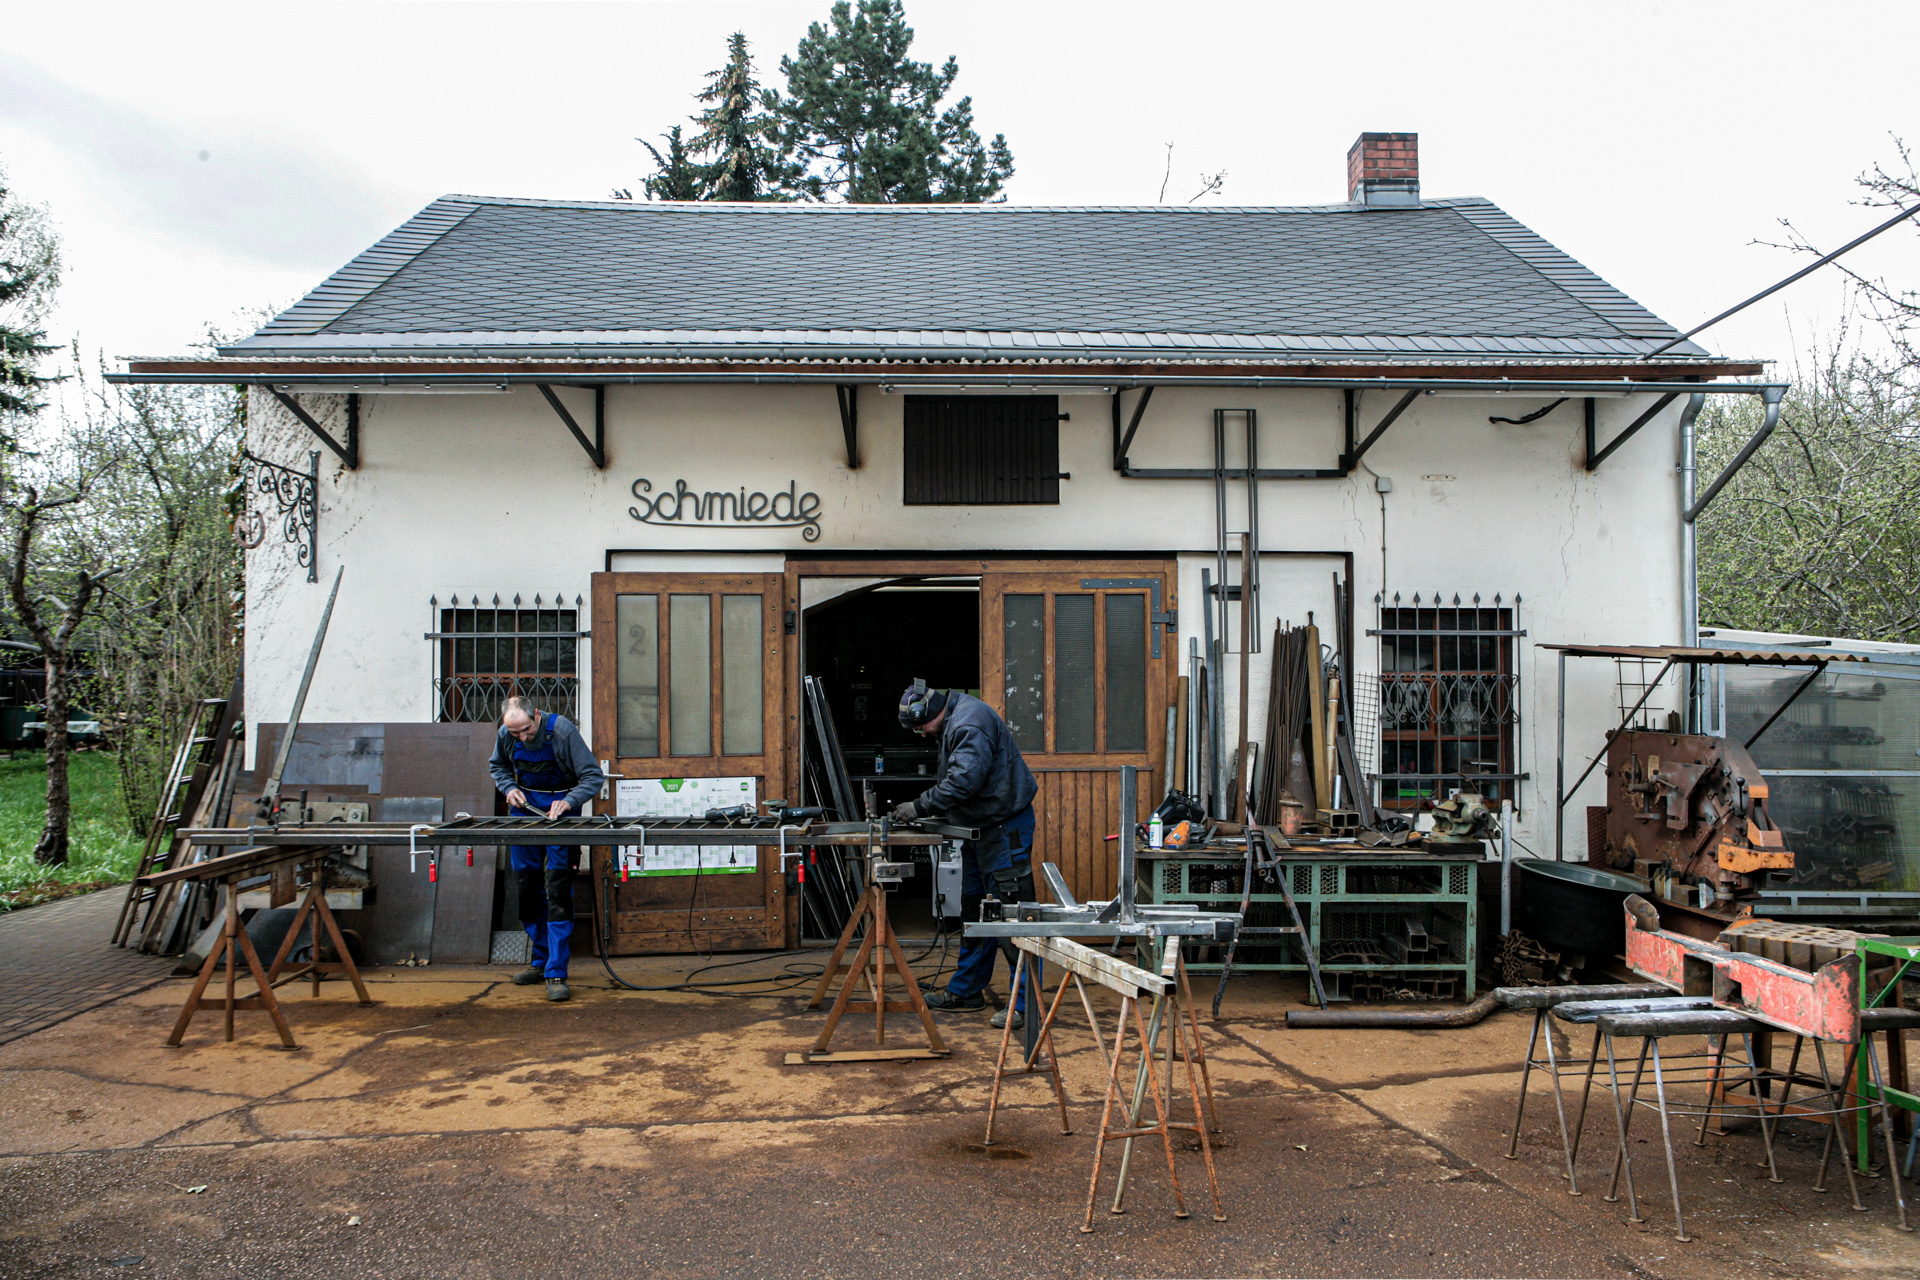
xmin=0 ymin=751 xmax=145 ymax=907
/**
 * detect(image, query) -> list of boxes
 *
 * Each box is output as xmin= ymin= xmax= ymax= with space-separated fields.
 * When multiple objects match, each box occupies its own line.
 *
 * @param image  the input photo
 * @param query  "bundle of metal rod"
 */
xmin=1254 ymin=620 xmax=1317 ymax=827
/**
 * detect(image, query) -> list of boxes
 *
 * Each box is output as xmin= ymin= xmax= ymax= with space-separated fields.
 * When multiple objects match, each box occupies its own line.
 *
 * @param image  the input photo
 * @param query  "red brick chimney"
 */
xmin=1346 ymin=132 xmax=1419 ymax=206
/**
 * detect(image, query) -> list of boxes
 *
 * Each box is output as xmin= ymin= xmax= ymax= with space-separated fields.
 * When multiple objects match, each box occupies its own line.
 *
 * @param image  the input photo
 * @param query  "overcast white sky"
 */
xmin=5 ymin=0 xmax=1919 ymax=378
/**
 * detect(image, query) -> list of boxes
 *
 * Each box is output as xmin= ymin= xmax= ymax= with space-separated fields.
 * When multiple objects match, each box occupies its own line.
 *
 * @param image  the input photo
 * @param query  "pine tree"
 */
xmin=0 ymin=170 xmax=60 ymax=427
xmin=691 ymin=32 xmax=782 ymax=202
xmin=612 ymin=126 xmax=704 ymax=202
xmin=767 ymin=0 xmax=1013 ymax=203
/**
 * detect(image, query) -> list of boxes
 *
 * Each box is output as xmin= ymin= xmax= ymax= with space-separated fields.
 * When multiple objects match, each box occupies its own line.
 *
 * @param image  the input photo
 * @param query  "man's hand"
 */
xmin=506 ymin=788 xmax=529 ymax=810
xmin=546 ymin=798 xmax=571 ymax=821
xmin=889 ymin=799 xmax=918 ymax=823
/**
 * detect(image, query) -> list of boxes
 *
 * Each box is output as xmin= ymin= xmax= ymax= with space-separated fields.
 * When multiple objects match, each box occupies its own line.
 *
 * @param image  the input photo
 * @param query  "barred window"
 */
xmin=432 ymin=598 xmax=582 ymax=723
xmin=1373 ymin=595 xmax=1522 ymax=809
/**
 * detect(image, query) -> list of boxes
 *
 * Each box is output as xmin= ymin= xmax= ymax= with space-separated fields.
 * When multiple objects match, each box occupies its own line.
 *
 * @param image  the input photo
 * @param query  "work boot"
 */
xmin=922 ymin=989 xmax=984 ymax=1011
xmin=545 ymin=978 xmax=571 ymax=1002
xmin=509 ymin=965 xmax=543 ymax=985
xmin=990 ymin=1007 xmax=1025 ymax=1032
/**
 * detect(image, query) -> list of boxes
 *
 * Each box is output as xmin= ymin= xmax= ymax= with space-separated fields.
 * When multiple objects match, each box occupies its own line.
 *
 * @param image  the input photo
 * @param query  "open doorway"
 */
xmin=802 ymin=577 xmax=979 ymax=945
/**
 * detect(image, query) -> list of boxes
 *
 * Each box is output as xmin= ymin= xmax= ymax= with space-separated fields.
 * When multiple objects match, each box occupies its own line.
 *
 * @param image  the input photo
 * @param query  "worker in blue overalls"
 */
xmin=891 ymin=680 xmax=1041 ymax=1031
xmin=488 ymin=695 xmax=605 ymax=1002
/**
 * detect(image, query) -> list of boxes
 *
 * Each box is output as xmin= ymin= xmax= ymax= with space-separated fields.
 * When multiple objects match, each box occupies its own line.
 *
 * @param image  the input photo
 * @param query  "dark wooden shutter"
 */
xmin=902 ymin=395 xmax=1060 ymax=505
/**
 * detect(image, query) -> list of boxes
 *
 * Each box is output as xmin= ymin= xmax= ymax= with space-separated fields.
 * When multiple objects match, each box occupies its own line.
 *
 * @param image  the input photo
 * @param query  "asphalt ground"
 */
xmin=1 ymin=943 xmax=1916 ymax=1279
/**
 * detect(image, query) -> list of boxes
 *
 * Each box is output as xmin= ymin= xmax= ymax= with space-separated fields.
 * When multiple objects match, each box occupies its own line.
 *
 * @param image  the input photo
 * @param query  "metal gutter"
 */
xmin=106 ymin=369 xmax=1787 ymax=396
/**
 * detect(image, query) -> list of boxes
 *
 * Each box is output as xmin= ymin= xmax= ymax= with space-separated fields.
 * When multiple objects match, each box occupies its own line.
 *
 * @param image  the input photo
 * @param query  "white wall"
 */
xmin=244 ymin=381 xmax=1688 ymax=856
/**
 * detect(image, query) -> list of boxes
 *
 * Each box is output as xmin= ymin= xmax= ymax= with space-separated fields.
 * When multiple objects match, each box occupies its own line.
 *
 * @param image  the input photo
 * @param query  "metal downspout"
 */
xmin=1677 ymin=392 xmax=1706 ymax=730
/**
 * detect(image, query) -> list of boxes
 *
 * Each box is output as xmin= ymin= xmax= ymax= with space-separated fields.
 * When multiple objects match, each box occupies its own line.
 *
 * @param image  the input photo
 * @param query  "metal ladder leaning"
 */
xmin=1212 ymin=824 xmax=1328 ymax=1014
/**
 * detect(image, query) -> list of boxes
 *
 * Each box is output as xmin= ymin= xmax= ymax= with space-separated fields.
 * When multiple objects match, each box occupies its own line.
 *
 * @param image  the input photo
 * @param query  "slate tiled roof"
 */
xmin=227 ymin=195 xmax=1708 ymax=362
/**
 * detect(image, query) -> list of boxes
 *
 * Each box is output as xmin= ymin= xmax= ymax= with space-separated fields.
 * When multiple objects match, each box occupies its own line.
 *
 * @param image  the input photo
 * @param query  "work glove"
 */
xmin=889 ymin=799 xmax=919 ymax=823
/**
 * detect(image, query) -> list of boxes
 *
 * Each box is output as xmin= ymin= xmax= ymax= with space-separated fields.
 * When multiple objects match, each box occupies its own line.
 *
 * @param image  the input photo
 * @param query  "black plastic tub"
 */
xmin=1516 ymin=858 xmax=1649 ymax=958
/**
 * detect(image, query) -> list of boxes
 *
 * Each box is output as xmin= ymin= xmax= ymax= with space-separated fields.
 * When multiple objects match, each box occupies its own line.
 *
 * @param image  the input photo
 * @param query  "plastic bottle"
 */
xmin=1148 ymin=813 xmax=1164 ymax=849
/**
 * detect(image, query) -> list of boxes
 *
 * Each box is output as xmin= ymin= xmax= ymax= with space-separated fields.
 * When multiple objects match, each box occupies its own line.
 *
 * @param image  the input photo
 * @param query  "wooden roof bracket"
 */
xmin=536 ymin=383 xmax=606 ymax=469
xmin=267 ymin=387 xmax=359 ymax=470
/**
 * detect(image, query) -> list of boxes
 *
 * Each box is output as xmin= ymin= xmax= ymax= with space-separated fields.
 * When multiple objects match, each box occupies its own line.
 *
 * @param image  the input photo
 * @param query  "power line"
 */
xmin=1647 ymin=200 xmax=1920 ymax=357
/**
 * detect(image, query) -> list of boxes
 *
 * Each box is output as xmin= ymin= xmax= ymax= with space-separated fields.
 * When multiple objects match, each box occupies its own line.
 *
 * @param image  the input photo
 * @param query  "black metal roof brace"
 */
xmin=536 ymin=383 xmax=606 ymax=468
xmin=835 ymin=384 xmax=861 ymax=468
xmin=267 ymin=387 xmax=358 ymax=470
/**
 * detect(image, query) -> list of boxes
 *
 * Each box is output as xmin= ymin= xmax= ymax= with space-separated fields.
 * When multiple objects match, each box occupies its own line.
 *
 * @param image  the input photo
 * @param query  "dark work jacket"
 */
xmin=912 ymin=692 xmax=1037 ymax=829
xmin=487 ymin=713 xmax=605 ymax=813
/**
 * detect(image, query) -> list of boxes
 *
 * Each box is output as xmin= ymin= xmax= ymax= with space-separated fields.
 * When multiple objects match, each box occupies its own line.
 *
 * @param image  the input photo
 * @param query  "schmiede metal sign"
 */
xmin=628 ymin=478 xmax=823 ymax=541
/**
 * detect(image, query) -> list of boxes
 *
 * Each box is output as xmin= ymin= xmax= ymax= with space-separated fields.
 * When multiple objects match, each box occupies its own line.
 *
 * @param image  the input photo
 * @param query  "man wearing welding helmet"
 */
xmin=892 ymin=680 xmax=1040 ymax=1029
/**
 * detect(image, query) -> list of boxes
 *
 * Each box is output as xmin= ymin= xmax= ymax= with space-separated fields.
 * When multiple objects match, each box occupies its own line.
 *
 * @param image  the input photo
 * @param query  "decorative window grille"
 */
xmin=1371 ymin=593 xmax=1523 ymax=810
xmin=430 ymin=595 xmax=585 ymax=724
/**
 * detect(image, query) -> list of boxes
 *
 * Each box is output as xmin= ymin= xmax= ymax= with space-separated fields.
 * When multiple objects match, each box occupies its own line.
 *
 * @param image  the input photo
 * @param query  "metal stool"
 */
xmin=1593 ymin=1007 xmax=1776 ymax=1241
xmin=1498 ymin=983 xmax=1695 ymax=1195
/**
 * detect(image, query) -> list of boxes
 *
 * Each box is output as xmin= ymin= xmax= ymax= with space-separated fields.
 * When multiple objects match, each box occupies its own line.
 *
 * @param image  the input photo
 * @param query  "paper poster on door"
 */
xmin=615 ymin=777 xmax=758 ymax=875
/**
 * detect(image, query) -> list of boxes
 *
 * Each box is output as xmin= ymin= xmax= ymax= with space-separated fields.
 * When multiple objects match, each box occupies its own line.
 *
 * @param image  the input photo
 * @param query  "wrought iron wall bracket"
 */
xmin=537 ymin=384 xmax=606 ymax=468
xmin=835 ymin=384 xmax=860 ymax=468
xmin=267 ymin=388 xmax=358 ymax=469
xmin=240 ymin=449 xmax=320 ymax=583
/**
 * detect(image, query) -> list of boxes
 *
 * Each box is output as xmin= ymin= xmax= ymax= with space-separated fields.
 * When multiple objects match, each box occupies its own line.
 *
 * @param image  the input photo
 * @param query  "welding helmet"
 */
xmin=898 ymin=678 xmax=948 ymax=729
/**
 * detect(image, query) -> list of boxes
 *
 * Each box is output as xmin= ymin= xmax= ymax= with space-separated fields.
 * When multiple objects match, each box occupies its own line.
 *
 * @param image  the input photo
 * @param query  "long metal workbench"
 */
xmin=1138 ymin=844 xmax=1483 ymax=999
xmin=178 ymin=815 xmax=970 ymax=848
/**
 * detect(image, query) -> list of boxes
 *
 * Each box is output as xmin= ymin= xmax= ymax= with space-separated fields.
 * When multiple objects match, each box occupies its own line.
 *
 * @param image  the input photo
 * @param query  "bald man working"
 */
xmin=487 ymin=696 xmax=605 ymax=1001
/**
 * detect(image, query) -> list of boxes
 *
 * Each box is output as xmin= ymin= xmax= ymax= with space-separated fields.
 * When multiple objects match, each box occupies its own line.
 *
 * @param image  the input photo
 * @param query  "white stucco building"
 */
xmin=119 ymin=133 xmax=1779 ymax=955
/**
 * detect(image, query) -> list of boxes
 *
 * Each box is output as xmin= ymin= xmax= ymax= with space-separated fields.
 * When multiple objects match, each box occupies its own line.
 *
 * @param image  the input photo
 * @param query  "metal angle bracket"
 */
xmin=536 ymin=384 xmax=606 ymax=469
xmin=267 ymin=387 xmax=359 ymax=470
xmin=835 ymin=384 xmax=860 ymax=469
xmin=1585 ymin=391 xmax=1682 ymax=470
xmin=1110 ymin=385 xmax=1155 ymax=469
xmin=1339 ymin=389 xmax=1420 ymax=471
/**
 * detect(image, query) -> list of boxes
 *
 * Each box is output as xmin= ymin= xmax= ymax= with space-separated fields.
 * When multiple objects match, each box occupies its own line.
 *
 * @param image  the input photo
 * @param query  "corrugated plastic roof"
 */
xmin=227 ymin=195 xmax=1710 ymax=362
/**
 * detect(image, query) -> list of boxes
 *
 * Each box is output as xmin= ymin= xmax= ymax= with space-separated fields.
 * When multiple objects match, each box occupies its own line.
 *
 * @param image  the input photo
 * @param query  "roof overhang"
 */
xmin=111 ymin=356 xmax=1767 ymax=390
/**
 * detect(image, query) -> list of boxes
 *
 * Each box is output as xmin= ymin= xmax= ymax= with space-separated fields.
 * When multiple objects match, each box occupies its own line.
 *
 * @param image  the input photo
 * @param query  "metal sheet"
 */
xmin=357 ymin=847 xmax=437 ymax=965
xmin=281 ymin=724 xmax=385 ymax=793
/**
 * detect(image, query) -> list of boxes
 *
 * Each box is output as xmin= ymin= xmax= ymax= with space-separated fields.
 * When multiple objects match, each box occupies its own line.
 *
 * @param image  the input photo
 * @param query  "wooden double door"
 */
xmin=592 ymin=559 xmax=1177 ymax=953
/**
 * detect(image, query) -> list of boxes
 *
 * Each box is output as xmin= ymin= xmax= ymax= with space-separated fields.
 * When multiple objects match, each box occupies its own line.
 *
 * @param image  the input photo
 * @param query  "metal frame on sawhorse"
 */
xmin=789 ymin=873 xmax=949 ymax=1065
xmin=1083 ymin=936 xmax=1223 ymax=1230
xmin=967 ymin=765 xmax=1238 ymax=1231
xmin=983 ymin=935 xmax=1111 ymax=1145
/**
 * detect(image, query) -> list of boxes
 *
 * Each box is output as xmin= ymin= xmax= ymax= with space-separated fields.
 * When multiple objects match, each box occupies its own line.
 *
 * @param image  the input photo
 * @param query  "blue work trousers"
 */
xmin=510 ymin=788 xmax=576 ymax=979
xmin=947 ymin=806 xmax=1039 ymax=1010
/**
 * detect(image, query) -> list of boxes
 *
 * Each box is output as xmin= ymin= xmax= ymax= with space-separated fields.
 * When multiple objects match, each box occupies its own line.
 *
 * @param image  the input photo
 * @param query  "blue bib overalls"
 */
xmin=942 ymin=805 xmax=1038 ymax=1010
xmin=508 ymin=713 xmax=578 ymax=978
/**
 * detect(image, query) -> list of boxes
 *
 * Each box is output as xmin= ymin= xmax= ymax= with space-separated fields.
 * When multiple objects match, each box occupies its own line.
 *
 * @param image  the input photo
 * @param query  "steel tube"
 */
xmin=1286 ymin=991 xmax=1502 ymax=1028
xmin=1678 ymin=392 xmax=1705 ymax=730
xmin=1500 ymin=798 xmax=1515 ymax=936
